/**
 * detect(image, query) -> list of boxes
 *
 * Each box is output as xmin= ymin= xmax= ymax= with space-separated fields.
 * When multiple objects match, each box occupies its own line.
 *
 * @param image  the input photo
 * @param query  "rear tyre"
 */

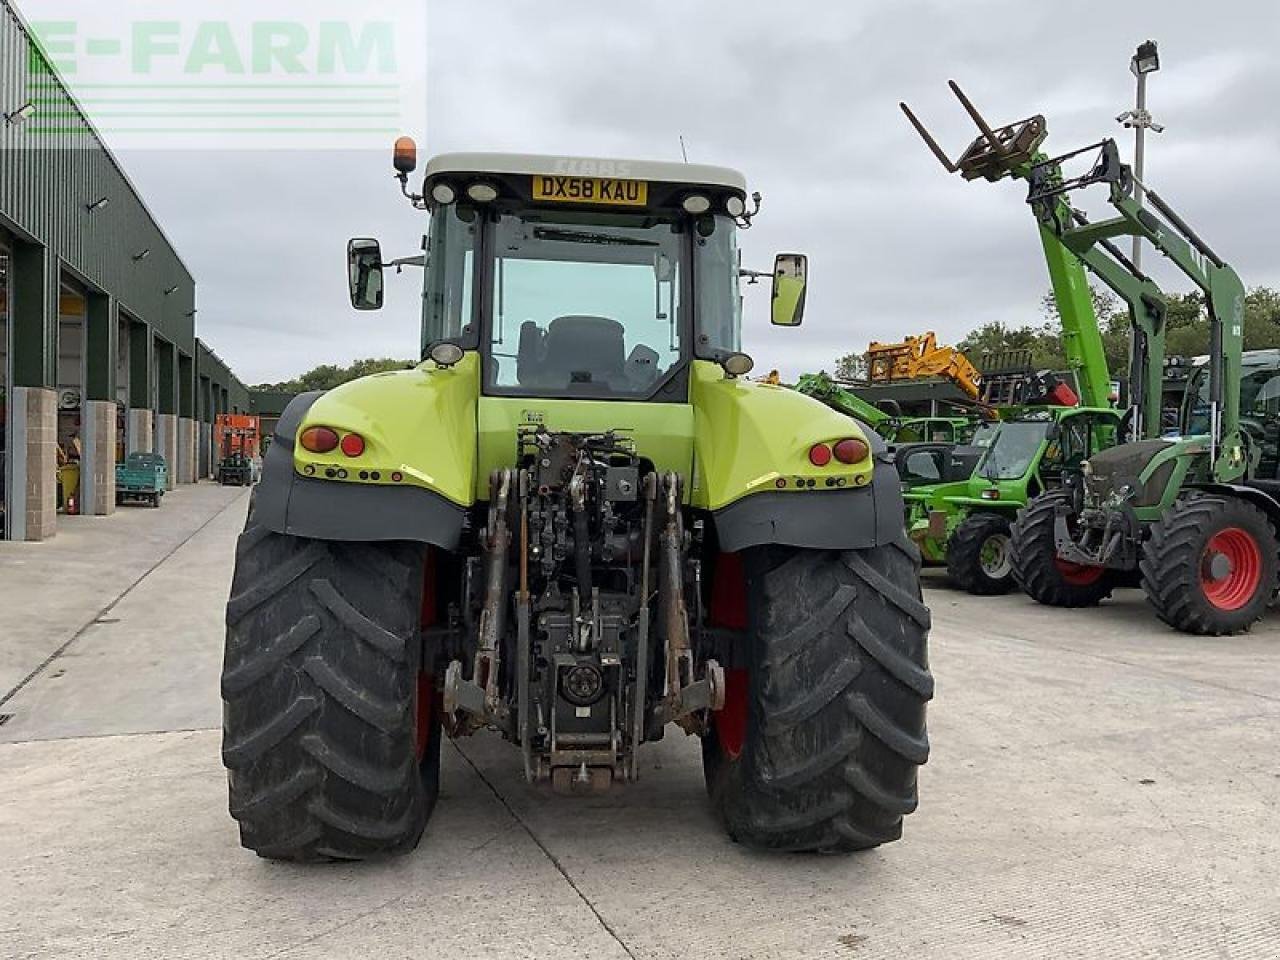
xmin=946 ymin=513 xmax=1014 ymax=595
xmin=702 ymin=539 xmax=933 ymax=853
xmin=1010 ymin=492 xmax=1112 ymax=607
xmin=221 ymin=516 xmax=439 ymax=861
xmin=1140 ymin=494 xmax=1278 ymax=636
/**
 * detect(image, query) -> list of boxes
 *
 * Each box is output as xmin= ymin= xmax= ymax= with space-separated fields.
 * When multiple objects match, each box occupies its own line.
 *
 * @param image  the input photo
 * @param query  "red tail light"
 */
xmin=808 ymin=443 xmax=832 ymax=467
xmin=833 ymin=438 xmax=869 ymax=464
xmin=340 ymin=433 xmax=366 ymax=457
xmin=299 ymin=426 xmax=339 ymax=453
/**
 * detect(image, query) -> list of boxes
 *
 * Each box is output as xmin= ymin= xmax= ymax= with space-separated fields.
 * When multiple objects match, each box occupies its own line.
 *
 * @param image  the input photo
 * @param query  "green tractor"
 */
xmin=1018 ymin=345 xmax=1280 ymax=633
xmin=219 ymin=143 xmax=933 ymax=860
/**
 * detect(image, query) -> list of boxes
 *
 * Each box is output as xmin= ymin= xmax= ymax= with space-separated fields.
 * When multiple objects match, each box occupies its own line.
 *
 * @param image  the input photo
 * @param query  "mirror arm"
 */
xmin=384 ymin=254 xmax=426 ymax=274
xmin=738 ymin=268 xmax=772 ymax=285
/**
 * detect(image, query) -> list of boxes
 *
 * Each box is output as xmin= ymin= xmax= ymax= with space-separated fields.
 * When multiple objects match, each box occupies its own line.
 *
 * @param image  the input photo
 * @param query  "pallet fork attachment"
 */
xmin=900 ymin=80 xmax=1047 ymax=182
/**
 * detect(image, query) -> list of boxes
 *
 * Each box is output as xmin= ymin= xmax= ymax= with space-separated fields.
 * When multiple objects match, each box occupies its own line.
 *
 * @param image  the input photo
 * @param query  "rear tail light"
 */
xmin=808 ymin=443 xmax=832 ymax=467
xmin=832 ymin=438 xmax=869 ymax=464
xmin=340 ymin=433 xmax=365 ymax=457
xmin=299 ymin=426 xmax=339 ymax=453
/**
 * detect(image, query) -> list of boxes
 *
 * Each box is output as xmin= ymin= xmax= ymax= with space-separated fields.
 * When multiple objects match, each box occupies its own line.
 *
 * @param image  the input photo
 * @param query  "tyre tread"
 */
xmin=705 ymin=537 xmax=932 ymax=852
xmin=221 ymin=520 xmax=437 ymax=862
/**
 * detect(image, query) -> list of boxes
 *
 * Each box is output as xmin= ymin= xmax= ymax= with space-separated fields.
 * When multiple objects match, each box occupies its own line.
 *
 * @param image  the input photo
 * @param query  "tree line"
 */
xmin=253 ymin=357 xmax=413 ymax=393
xmin=835 ymin=286 xmax=1280 ymax=380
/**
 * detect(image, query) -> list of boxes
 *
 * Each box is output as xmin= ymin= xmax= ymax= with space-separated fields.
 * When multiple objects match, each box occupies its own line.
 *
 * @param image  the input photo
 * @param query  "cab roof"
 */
xmin=424 ymin=152 xmax=748 ymax=196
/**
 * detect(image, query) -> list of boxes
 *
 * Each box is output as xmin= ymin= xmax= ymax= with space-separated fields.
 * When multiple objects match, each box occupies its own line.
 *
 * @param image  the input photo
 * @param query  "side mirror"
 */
xmin=347 ymin=238 xmax=384 ymax=311
xmin=770 ymin=253 xmax=807 ymax=327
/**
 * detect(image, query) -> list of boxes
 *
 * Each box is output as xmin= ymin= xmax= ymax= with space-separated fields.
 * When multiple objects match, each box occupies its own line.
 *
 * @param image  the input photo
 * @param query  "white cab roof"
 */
xmin=424 ymin=152 xmax=747 ymax=194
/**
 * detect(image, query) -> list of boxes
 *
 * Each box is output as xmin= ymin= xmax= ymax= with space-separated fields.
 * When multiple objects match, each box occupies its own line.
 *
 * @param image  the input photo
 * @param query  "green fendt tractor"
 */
xmin=219 ymin=142 xmax=933 ymax=860
xmin=897 ymin=85 xmax=1127 ymax=595
xmin=923 ymin=93 xmax=1280 ymax=633
xmin=1019 ymin=266 xmax=1279 ymax=631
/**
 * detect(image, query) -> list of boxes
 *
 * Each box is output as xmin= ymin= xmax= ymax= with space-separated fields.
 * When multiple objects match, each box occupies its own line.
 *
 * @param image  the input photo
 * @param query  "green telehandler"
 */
xmin=219 ymin=143 xmax=932 ymax=860
xmin=897 ymin=84 xmax=1129 ymax=595
xmin=792 ymin=370 xmax=987 ymax=446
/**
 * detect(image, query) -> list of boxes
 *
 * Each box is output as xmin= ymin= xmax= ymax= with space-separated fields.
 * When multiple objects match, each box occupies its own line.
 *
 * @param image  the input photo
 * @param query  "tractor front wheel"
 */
xmin=1140 ymin=494 xmax=1278 ymax=636
xmin=221 ymin=517 xmax=440 ymax=860
xmin=946 ymin=513 xmax=1014 ymax=595
xmin=1009 ymin=492 xmax=1113 ymax=607
xmin=702 ymin=539 xmax=933 ymax=853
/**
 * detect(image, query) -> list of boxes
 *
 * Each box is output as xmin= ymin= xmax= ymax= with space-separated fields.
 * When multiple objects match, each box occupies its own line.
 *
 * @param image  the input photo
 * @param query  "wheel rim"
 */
xmin=979 ymin=533 xmax=1012 ymax=579
xmin=1054 ymin=558 xmax=1105 ymax=586
xmin=1201 ymin=527 xmax=1262 ymax=611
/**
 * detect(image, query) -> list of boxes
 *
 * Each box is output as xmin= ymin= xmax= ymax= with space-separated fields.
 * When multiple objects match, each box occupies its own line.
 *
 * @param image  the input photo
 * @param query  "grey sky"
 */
xmin=111 ymin=0 xmax=1280 ymax=384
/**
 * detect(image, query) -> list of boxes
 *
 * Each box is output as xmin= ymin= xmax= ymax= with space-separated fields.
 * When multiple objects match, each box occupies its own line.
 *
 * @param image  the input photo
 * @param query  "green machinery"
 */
xmin=908 ymin=85 xmax=1278 ymax=634
xmin=793 ymin=371 xmax=982 ymax=445
xmin=1007 ymin=199 xmax=1278 ymax=633
xmin=218 ymin=142 xmax=932 ymax=861
xmin=897 ymin=84 xmax=1128 ymax=594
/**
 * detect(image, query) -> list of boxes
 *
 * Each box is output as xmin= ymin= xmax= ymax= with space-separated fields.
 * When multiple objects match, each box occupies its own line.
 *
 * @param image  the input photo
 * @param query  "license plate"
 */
xmin=532 ymin=175 xmax=648 ymax=206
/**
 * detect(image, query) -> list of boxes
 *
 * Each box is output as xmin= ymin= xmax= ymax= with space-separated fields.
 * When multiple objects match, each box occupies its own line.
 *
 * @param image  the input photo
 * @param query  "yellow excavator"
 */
xmin=865 ymin=331 xmax=982 ymax=400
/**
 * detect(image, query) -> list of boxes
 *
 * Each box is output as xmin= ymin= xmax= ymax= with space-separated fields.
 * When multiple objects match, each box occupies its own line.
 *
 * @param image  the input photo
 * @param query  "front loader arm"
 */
xmin=900 ymin=85 xmax=1115 ymax=413
xmin=1028 ymin=140 xmax=1247 ymax=473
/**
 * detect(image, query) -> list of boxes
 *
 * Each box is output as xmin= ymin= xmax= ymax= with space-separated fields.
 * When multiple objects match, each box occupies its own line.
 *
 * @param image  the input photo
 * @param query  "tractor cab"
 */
xmin=348 ymin=146 xmax=808 ymax=399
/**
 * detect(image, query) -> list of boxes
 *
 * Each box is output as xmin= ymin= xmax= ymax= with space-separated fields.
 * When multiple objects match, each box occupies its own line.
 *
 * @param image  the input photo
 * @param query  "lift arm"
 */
xmin=793 ymin=372 xmax=892 ymax=427
xmin=865 ymin=331 xmax=983 ymax=401
xmin=901 ymin=83 xmax=1114 ymax=412
xmin=902 ymin=84 xmax=1246 ymax=478
xmin=1026 ymin=139 xmax=1246 ymax=476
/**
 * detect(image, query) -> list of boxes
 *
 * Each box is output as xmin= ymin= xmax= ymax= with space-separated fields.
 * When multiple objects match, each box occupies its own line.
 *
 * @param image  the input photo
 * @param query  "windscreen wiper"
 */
xmin=532 ymin=228 xmax=659 ymax=247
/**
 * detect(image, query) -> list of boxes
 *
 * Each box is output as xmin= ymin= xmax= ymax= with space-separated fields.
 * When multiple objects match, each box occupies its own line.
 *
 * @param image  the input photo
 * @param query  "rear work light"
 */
xmin=340 ymin=433 xmax=366 ymax=457
xmin=299 ymin=426 xmax=339 ymax=453
xmin=832 ymin=438 xmax=869 ymax=464
xmin=808 ymin=443 xmax=832 ymax=467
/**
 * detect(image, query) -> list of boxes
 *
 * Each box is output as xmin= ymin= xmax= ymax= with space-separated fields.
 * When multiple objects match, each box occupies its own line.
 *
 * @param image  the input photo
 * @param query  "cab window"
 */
xmin=485 ymin=213 xmax=685 ymax=397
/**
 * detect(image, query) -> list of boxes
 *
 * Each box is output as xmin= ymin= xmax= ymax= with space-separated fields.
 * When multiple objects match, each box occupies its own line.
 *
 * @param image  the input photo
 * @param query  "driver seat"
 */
xmin=539 ymin=315 xmax=626 ymax=388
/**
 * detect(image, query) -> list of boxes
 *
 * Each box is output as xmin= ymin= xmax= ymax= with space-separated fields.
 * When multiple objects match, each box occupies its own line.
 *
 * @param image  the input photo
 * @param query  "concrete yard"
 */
xmin=2 ymin=487 xmax=1278 ymax=960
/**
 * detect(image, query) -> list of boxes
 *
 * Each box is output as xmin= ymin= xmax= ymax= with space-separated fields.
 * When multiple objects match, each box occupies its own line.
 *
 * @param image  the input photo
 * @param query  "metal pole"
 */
xmin=1131 ymin=71 xmax=1147 ymax=272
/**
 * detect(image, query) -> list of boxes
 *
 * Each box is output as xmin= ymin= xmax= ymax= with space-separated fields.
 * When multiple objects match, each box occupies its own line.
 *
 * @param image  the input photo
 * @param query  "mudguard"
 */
xmin=712 ymin=454 xmax=905 ymax=552
xmin=253 ymin=363 xmax=474 ymax=547
xmin=689 ymin=363 xmax=900 ymax=552
xmin=1195 ymin=481 xmax=1280 ymax=529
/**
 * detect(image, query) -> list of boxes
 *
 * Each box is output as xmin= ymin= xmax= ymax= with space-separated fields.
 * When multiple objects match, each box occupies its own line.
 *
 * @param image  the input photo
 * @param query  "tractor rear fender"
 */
xmin=1193 ymin=482 xmax=1280 ymax=533
xmin=253 ymin=359 xmax=479 ymax=547
xmin=689 ymin=363 xmax=894 ymax=551
xmin=711 ymin=459 xmax=904 ymax=552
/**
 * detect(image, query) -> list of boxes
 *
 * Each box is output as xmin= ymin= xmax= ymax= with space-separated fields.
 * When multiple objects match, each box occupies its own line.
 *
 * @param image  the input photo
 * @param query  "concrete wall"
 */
xmin=177 ymin=418 xmax=196 ymax=485
xmin=127 ymin=408 xmax=153 ymax=455
xmin=9 ymin=386 xmax=57 ymax=541
xmin=80 ymin=399 xmax=116 ymax=516
xmin=155 ymin=414 xmax=178 ymax=491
